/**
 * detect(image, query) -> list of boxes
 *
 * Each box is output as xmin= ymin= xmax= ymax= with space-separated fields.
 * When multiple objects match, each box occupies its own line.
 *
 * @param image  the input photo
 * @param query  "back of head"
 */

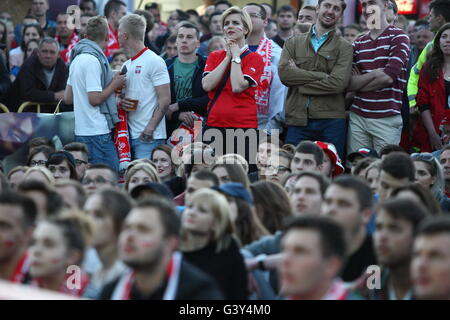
xmin=379 ymin=197 xmax=427 ymax=234
xmin=331 ymin=174 xmax=372 ymax=211
xmin=417 ymin=216 xmax=450 ymax=238
xmin=86 ymin=16 xmax=109 ymax=42
xmin=96 ymin=188 xmax=134 ymax=234
xmin=136 ymin=197 xmax=180 ymax=238
xmin=0 ymin=191 xmax=37 ymax=228
xmin=379 ymin=144 xmax=405 ymax=158
xmin=381 ymin=152 xmax=415 ymax=181
xmin=119 ymin=13 xmax=146 ymax=42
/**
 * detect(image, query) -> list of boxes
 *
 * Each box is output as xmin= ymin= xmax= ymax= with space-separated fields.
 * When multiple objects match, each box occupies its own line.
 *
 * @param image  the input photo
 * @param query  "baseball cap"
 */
xmin=348 ymin=148 xmax=379 ymax=163
xmin=314 ymin=141 xmax=344 ymax=177
xmin=212 ymin=183 xmax=253 ymax=204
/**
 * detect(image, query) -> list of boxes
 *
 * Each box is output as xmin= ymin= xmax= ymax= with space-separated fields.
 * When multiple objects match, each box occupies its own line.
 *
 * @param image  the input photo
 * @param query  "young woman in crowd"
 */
xmin=413 ymin=23 xmax=450 ymax=152
xmin=83 ymin=189 xmax=133 ymax=299
xmin=180 ymin=188 xmax=248 ymax=300
xmin=150 ymin=144 xmax=176 ymax=182
xmin=364 ymin=160 xmax=382 ymax=195
xmin=263 ymin=150 xmax=293 ymax=185
xmin=46 ymin=151 xmax=78 ymax=181
xmin=215 ymin=182 xmax=269 ymax=245
xmin=27 ymin=145 xmax=54 ymax=167
xmin=392 ymin=183 xmax=442 ymax=216
xmin=28 ymin=213 xmax=93 ymax=297
xmin=214 ymin=153 xmax=249 ymax=173
xmin=23 ymin=166 xmax=55 ymax=186
xmin=24 ymin=38 xmax=39 ymax=60
xmin=250 ymin=180 xmax=293 ymax=234
xmin=411 ymin=152 xmax=450 ymax=212
xmin=7 ymin=166 xmax=28 ymax=190
xmin=211 ymin=163 xmax=250 ymax=188
xmin=124 ymin=162 xmax=160 ymax=194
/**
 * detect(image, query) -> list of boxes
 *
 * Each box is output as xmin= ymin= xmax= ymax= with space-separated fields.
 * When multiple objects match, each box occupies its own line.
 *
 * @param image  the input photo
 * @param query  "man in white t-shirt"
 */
xmin=64 ymin=16 xmax=126 ymax=173
xmin=117 ymin=14 xmax=171 ymax=160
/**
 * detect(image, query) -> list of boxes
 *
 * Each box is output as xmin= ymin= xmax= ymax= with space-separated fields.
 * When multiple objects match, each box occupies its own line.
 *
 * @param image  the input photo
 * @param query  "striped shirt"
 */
xmin=351 ymin=26 xmax=410 ymax=118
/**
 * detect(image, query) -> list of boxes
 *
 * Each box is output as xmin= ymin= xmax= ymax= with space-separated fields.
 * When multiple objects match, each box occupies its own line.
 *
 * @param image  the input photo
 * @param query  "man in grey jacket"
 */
xmin=64 ymin=16 xmax=125 ymax=173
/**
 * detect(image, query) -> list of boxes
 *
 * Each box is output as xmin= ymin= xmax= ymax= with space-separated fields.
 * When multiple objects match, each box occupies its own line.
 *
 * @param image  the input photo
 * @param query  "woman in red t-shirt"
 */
xmin=202 ymin=6 xmax=264 ymax=161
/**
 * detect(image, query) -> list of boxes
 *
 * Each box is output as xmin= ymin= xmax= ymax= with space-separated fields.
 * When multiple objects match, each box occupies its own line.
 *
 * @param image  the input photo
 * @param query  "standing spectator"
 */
xmin=159 ymin=35 xmax=177 ymax=60
xmin=0 ymin=52 xmax=10 ymax=101
xmin=271 ymin=5 xmax=296 ymax=48
xmin=347 ymin=0 xmax=410 ymax=154
xmin=265 ymin=19 xmax=278 ymax=39
xmin=64 ymin=16 xmax=126 ymax=172
xmin=29 ymin=0 xmax=56 ymax=37
xmin=55 ymin=13 xmax=80 ymax=64
xmin=439 ymin=145 xmax=450 ymax=197
xmin=279 ymin=0 xmax=353 ymax=159
xmin=145 ymin=2 xmax=168 ymax=44
xmin=155 ymin=10 xmax=190 ymax=53
xmin=80 ymin=0 xmax=97 ymax=16
xmin=64 ymin=142 xmax=90 ymax=180
xmin=386 ymin=0 xmax=398 ymax=25
xmin=407 ymin=0 xmax=450 ymax=112
xmin=110 ymin=49 xmax=127 ymax=70
xmin=289 ymin=171 xmax=329 ymax=216
xmin=202 ymin=6 xmax=264 ymax=161
xmin=118 ymin=14 xmax=171 ymax=160
xmin=99 ymin=197 xmax=224 ymax=300
xmin=279 ymin=216 xmax=350 ymax=300
xmin=165 ymin=22 xmax=209 ymax=137
xmin=9 ymin=38 xmax=67 ymax=112
xmin=412 ymin=24 xmax=450 ymax=152
xmin=297 ymin=6 xmax=317 ymax=24
xmin=198 ymin=11 xmax=224 ymax=57
xmin=181 ymin=189 xmax=248 ymax=299
xmin=290 ymin=141 xmax=324 ymax=173
xmin=322 ymin=175 xmax=377 ymax=282
xmin=104 ymin=0 xmax=127 ymax=59
xmin=214 ymin=1 xmax=232 ymax=13
xmin=0 ymin=192 xmax=37 ymax=283
xmin=244 ymin=3 xmax=287 ymax=133
xmin=351 ymin=198 xmax=426 ymax=299
xmin=411 ymin=216 xmax=450 ymax=300
xmin=134 ymin=10 xmax=160 ymax=55
xmin=343 ymin=24 xmax=362 ymax=43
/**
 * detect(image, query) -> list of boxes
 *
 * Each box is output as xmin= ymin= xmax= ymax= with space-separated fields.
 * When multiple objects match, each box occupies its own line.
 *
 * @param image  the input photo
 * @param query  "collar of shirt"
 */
xmin=310 ymin=24 xmax=331 ymax=52
xmin=240 ymin=45 xmax=249 ymax=53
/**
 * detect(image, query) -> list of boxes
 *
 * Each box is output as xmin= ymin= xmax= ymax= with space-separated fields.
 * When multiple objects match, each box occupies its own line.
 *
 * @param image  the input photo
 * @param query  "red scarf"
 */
xmin=255 ymin=34 xmax=272 ymax=116
xmin=111 ymin=252 xmax=182 ymax=300
xmin=9 ymin=252 xmax=30 ymax=283
xmin=105 ymin=23 xmax=120 ymax=58
xmin=31 ymin=271 xmax=90 ymax=297
xmin=56 ymin=32 xmax=80 ymax=64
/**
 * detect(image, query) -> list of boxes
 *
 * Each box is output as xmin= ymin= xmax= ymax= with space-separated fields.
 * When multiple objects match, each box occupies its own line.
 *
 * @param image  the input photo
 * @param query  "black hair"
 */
xmin=0 ymin=191 xmax=37 ymax=228
xmin=318 ymin=0 xmax=347 ymax=11
xmin=80 ymin=0 xmax=96 ymax=10
xmin=46 ymin=151 xmax=78 ymax=180
xmin=245 ymin=3 xmax=267 ymax=20
xmin=209 ymin=11 xmax=223 ymax=24
xmin=288 ymin=171 xmax=330 ymax=196
xmin=178 ymin=21 xmax=200 ymax=39
xmin=191 ymin=169 xmax=220 ymax=186
xmin=17 ymin=180 xmax=64 ymax=217
xmin=429 ymin=0 xmax=450 ymax=23
xmin=136 ymin=197 xmax=181 ymax=238
xmin=283 ymin=215 xmax=347 ymax=259
xmin=214 ymin=0 xmax=232 ymax=9
xmin=21 ymin=23 xmax=44 ymax=52
xmin=295 ymin=141 xmax=324 ymax=166
xmin=417 ymin=216 xmax=450 ymax=237
xmin=378 ymin=198 xmax=427 ymax=235
xmin=381 ymin=152 xmax=415 ymax=181
xmin=97 ymin=188 xmax=133 ymax=234
xmin=85 ymin=163 xmax=118 ymax=183
xmin=276 ymin=5 xmax=296 ymax=16
xmin=104 ymin=0 xmax=127 ymax=18
xmin=379 ymin=144 xmax=405 ymax=158
xmin=331 ymin=175 xmax=373 ymax=211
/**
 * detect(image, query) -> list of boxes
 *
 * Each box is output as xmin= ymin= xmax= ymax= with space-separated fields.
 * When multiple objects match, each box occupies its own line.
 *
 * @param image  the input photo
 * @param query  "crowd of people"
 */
xmin=0 ymin=0 xmax=450 ymax=300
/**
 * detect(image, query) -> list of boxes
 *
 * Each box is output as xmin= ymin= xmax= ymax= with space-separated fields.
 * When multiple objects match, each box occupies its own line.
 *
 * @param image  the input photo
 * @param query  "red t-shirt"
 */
xmin=203 ymin=49 xmax=263 ymax=128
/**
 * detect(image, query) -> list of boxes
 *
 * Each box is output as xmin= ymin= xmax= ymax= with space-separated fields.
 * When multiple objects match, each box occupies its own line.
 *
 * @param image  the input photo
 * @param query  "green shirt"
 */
xmin=174 ymin=57 xmax=197 ymax=101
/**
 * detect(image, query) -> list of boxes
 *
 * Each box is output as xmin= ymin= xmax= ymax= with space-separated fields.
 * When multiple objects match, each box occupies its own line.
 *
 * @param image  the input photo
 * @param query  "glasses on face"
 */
xmin=411 ymin=153 xmax=435 ymax=162
xmin=75 ymin=159 xmax=88 ymax=166
xmin=248 ymin=13 xmax=262 ymax=18
xmin=48 ymin=165 xmax=69 ymax=174
xmin=82 ymin=176 xmax=113 ymax=185
xmin=30 ymin=160 xmax=46 ymax=166
xmin=277 ymin=166 xmax=291 ymax=173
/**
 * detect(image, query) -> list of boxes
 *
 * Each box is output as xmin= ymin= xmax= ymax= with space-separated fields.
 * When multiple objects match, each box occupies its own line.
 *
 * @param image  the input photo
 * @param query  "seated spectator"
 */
xmin=27 ymin=145 xmax=54 ymax=167
xmin=28 ymin=213 xmax=92 ymax=296
xmin=290 ymin=141 xmax=324 ymax=173
xmin=54 ymin=179 xmax=87 ymax=210
xmin=124 ymin=162 xmax=160 ymax=194
xmin=0 ymin=171 xmax=9 ymax=193
xmin=392 ymin=183 xmax=442 ymax=216
xmin=184 ymin=169 xmax=219 ymax=204
xmin=63 ymin=142 xmax=89 ymax=180
xmin=181 ymin=188 xmax=248 ymax=299
xmin=265 ymin=18 xmax=278 ymax=39
xmin=46 ymin=151 xmax=78 ymax=181
xmin=264 ymin=150 xmax=293 ymax=185
xmin=211 ymin=163 xmax=250 ymax=189
xmin=352 ymin=157 xmax=376 ymax=178
xmin=27 ymin=136 xmax=55 ymax=155
xmin=23 ymin=166 xmax=55 ymax=186
xmin=82 ymin=164 xmax=118 ymax=196
xmin=314 ymin=141 xmax=345 ymax=178
xmin=288 ymin=171 xmax=329 ymax=216
xmin=55 ymin=13 xmax=80 ymax=64
xmin=364 ymin=160 xmax=381 ymax=195
xmin=150 ymin=144 xmax=177 ymax=183
xmin=7 ymin=166 xmax=28 ymax=190
xmin=9 ymin=23 xmax=44 ymax=81
xmin=250 ymin=180 xmax=293 ymax=234
xmin=8 ymin=38 xmax=68 ymax=112
xmin=84 ymin=188 xmax=132 ymax=299
xmin=104 ymin=0 xmax=127 ymax=59
xmin=17 ymin=179 xmax=64 ymax=221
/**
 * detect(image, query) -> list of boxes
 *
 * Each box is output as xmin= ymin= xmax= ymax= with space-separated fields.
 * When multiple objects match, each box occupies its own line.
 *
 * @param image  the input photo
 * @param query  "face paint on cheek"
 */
xmin=141 ymin=240 xmax=155 ymax=248
xmin=50 ymin=258 xmax=62 ymax=264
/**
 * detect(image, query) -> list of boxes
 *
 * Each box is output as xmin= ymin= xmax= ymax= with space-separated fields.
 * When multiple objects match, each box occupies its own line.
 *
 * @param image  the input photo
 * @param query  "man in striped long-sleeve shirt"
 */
xmin=346 ymin=0 xmax=410 ymax=155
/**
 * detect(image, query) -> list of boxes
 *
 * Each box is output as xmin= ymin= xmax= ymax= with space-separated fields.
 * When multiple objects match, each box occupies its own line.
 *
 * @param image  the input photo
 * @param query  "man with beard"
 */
xmin=351 ymin=198 xmax=426 ymax=299
xmin=271 ymin=5 xmax=297 ymax=48
xmin=278 ymin=0 xmax=352 ymax=160
xmin=99 ymin=197 xmax=223 ymax=300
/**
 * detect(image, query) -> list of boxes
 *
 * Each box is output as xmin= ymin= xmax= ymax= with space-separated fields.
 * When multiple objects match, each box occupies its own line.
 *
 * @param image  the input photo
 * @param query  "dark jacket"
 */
xmin=6 ymin=54 xmax=68 ymax=111
xmin=165 ymin=54 xmax=209 ymax=136
xmin=0 ymin=53 xmax=10 ymax=101
xmin=99 ymin=259 xmax=224 ymax=300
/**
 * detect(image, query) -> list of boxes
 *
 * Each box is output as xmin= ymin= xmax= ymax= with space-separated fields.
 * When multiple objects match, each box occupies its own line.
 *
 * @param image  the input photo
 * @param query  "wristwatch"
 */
xmin=232 ymin=57 xmax=241 ymax=64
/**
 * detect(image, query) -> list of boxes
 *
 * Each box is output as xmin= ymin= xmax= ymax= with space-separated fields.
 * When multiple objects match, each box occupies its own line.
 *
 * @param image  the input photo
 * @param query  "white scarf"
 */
xmin=255 ymin=34 xmax=273 ymax=116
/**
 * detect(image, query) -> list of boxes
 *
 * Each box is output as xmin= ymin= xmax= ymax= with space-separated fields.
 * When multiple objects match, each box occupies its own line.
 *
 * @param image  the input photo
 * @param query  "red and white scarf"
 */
xmin=9 ymin=252 xmax=30 ymax=284
xmin=105 ymin=23 xmax=120 ymax=58
xmin=30 ymin=271 xmax=90 ymax=297
xmin=111 ymin=252 xmax=182 ymax=300
xmin=56 ymin=32 xmax=80 ymax=64
xmin=322 ymin=280 xmax=349 ymax=300
xmin=255 ymin=34 xmax=273 ymax=116
xmin=114 ymin=106 xmax=131 ymax=177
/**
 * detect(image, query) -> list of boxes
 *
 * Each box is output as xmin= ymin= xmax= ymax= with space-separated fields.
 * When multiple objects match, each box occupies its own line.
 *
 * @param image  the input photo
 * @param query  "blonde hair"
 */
xmin=23 ymin=166 xmax=55 ymax=185
xmin=221 ymin=6 xmax=253 ymax=39
xmin=119 ymin=13 xmax=146 ymax=42
xmin=124 ymin=163 xmax=160 ymax=191
xmin=182 ymin=189 xmax=235 ymax=252
xmin=7 ymin=166 xmax=29 ymax=180
xmin=86 ymin=16 xmax=109 ymax=42
xmin=215 ymin=154 xmax=249 ymax=173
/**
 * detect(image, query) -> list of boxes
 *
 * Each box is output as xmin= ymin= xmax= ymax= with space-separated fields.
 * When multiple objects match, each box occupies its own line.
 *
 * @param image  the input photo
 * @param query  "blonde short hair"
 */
xmin=23 ymin=166 xmax=55 ymax=185
xmin=86 ymin=16 xmax=109 ymax=42
xmin=183 ymin=189 xmax=234 ymax=252
xmin=221 ymin=6 xmax=253 ymax=39
xmin=119 ymin=13 xmax=146 ymax=41
xmin=124 ymin=163 xmax=160 ymax=191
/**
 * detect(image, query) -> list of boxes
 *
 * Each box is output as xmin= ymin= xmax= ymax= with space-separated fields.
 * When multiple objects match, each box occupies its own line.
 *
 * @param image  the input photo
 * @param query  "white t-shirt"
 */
xmin=67 ymin=54 xmax=110 ymax=136
xmin=122 ymin=48 xmax=170 ymax=140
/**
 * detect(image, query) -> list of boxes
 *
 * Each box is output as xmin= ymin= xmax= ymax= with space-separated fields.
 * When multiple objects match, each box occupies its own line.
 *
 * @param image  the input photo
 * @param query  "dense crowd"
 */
xmin=0 ymin=0 xmax=450 ymax=300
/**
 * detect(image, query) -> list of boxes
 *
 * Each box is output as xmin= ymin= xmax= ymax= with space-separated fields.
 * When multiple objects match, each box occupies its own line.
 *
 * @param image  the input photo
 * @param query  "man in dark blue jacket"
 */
xmin=164 ymin=22 xmax=209 ymax=137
